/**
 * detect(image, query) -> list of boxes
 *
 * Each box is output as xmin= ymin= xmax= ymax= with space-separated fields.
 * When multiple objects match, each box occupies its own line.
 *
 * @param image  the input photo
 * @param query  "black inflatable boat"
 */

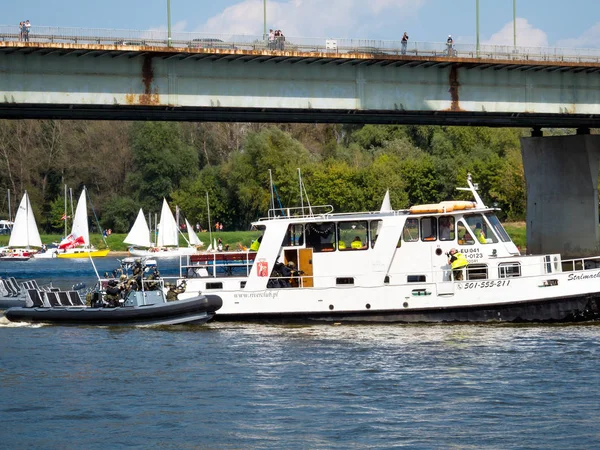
xmin=5 ymin=289 xmax=223 ymax=326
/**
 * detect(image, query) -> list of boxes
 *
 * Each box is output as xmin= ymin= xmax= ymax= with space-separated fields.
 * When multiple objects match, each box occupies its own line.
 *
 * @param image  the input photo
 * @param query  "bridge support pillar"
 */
xmin=521 ymin=133 xmax=600 ymax=257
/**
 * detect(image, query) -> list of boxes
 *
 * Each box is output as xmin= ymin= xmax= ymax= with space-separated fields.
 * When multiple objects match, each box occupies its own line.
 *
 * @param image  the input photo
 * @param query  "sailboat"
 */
xmin=0 ymin=192 xmax=42 ymax=261
xmin=56 ymin=188 xmax=110 ymax=258
xmin=185 ymin=218 xmax=204 ymax=249
xmin=127 ymin=199 xmax=199 ymax=258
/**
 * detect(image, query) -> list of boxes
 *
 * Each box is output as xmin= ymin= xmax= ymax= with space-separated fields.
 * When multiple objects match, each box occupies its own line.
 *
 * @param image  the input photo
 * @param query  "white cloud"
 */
xmin=196 ymin=0 xmax=426 ymax=39
xmin=557 ymin=22 xmax=600 ymax=48
xmin=484 ymin=18 xmax=548 ymax=48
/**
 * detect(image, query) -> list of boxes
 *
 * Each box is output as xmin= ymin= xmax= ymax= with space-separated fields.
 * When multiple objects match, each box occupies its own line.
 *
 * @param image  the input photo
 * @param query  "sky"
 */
xmin=7 ymin=0 xmax=600 ymax=48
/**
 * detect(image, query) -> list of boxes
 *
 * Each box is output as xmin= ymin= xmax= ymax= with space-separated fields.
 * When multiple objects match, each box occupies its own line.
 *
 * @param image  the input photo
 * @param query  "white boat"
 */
xmin=127 ymin=200 xmax=199 ymax=259
xmin=0 ymin=192 xmax=42 ymax=261
xmin=55 ymin=188 xmax=110 ymax=258
xmin=176 ymin=175 xmax=600 ymax=323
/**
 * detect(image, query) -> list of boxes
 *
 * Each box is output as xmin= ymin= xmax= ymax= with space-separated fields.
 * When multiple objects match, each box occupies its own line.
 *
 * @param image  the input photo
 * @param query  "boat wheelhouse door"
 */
xmin=429 ymin=215 xmax=455 ymax=295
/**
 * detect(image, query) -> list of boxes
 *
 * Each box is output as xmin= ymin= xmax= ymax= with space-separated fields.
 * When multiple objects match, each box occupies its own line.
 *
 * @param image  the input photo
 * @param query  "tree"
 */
xmin=127 ymin=122 xmax=198 ymax=209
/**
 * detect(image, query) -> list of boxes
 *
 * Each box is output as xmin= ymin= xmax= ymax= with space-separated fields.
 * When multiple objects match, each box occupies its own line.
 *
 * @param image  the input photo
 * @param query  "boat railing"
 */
xmin=262 ymin=206 xmax=408 ymax=221
xmin=560 ymin=256 xmax=600 ymax=272
xmin=265 ymin=205 xmax=334 ymax=219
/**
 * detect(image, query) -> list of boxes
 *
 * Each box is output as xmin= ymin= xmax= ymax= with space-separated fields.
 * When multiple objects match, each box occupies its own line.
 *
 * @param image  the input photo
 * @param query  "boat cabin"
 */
xmin=179 ymin=177 xmax=557 ymax=294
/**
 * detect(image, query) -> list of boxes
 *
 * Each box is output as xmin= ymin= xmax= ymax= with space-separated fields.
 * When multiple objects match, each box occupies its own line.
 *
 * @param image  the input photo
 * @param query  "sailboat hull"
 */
xmin=57 ymin=249 xmax=110 ymax=259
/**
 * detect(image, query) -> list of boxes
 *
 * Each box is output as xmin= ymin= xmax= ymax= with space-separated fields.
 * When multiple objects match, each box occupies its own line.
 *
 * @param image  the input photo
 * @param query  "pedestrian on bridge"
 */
xmin=446 ymin=35 xmax=454 ymax=56
xmin=401 ymin=32 xmax=409 ymax=55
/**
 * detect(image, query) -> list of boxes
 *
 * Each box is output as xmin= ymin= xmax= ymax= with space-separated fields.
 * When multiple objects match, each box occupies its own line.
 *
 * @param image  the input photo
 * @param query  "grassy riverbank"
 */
xmin=0 ymin=224 xmax=526 ymax=252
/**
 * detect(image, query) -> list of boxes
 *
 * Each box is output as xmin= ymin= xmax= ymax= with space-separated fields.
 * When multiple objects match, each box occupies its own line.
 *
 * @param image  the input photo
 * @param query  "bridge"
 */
xmin=1 ymin=26 xmax=600 ymax=255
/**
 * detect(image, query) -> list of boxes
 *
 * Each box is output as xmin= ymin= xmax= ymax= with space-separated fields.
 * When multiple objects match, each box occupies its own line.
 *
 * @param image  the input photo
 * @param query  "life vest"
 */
xmin=475 ymin=229 xmax=486 ymax=244
xmin=338 ymin=241 xmax=346 ymax=250
xmin=351 ymin=240 xmax=362 ymax=249
xmin=451 ymin=252 xmax=468 ymax=269
xmin=250 ymin=239 xmax=260 ymax=251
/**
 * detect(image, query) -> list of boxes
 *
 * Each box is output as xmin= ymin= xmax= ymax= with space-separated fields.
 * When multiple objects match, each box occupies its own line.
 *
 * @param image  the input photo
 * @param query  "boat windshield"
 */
xmin=485 ymin=213 xmax=512 ymax=242
xmin=464 ymin=214 xmax=498 ymax=244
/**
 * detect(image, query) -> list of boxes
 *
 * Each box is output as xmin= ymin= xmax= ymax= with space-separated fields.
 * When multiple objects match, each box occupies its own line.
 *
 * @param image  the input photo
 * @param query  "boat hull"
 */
xmin=57 ymin=249 xmax=110 ymax=259
xmin=0 ymin=256 xmax=30 ymax=261
xmin=212 ymin=293 xmax=600 ymax=324
xmin=0 ymin=297 xmax=26 ymax=310
xmin=5 ymin=294 xmax=223 ymax=326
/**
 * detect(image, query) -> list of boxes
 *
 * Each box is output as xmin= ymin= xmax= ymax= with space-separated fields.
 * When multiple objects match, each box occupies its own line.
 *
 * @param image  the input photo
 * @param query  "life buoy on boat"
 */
xmin=439 ymin=201 xmax=476 ymax=211
xmin=409 ymin=201 xmax=476 ymax=214
xmin=409 ymin=204 xmax=449 ymax=214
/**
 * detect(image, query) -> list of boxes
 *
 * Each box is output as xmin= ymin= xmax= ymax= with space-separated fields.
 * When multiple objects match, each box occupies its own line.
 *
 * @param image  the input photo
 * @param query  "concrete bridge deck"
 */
xmin=0 ymin=31 xmax=599 ymax=127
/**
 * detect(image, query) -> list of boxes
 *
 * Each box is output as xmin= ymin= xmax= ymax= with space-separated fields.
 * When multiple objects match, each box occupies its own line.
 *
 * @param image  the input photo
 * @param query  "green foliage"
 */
xmin=0 ymin=120 xmax=535 ymax=230
xmin=100 ymin=196 xmax=140 ymax=233
xmin=127 ymin=122 xmax=199 ymax=208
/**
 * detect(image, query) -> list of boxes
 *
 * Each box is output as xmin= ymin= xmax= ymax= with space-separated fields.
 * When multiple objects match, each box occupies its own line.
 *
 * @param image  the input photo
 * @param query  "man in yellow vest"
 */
xmin=250 ymin=235 xmax=263 ymax=251
xmin=351 ymin=236 xmax=363 ymax=249
xmin=474 ymin=223 xmax=486 ymax=244
xmin=448 ymin=248 xmax=468 ymax=281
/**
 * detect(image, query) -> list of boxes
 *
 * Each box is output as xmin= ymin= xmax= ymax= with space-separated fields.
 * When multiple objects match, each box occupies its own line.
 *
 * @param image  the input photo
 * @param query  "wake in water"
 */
xmin=0 ymin=315 xmax=46 ymax=328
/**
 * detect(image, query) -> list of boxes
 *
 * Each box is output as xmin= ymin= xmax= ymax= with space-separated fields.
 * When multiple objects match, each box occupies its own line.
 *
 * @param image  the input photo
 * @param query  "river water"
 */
xmin=1 ymin=258 xmax=600 ymax=448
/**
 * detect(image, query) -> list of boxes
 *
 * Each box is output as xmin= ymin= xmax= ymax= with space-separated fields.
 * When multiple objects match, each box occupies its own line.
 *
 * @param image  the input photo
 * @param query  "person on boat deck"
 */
xmin=474 ymin=223 xmax=486 ymax=244
xmin=250 ymin=235 xmax=263 ymax=251
xmin=166 ymin=281 xmax=186 ymax=301
xmin=351 ymin=236 xmax=363 ymax=249
xmin=217 ymin=237 xmax=223 ymax=252
xmin=439 ymin=218 xmax=453 ymax=240
xmin=448 ymin=248 xmax=468 ymax=281
xmin=105 ymin=279 xmax=123 ymax=307
xmin=338 ymin=240 xmax=346 ymax=250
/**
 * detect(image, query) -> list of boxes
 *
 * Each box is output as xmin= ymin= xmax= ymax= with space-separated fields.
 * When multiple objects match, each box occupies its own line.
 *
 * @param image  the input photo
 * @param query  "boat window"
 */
xmin=457 ymin=222 xmax=475 ymax=245
xmin=421 ymin=217 xmax=437 ymax=242
xmin=369 ymin=220 xmax=382 ymax=248
xmin=485 ymin=213 xmax=511 ymax=243
xmin=336 ymin=277 xmax=354 ymax=285
xmin=337 ymin=221 xmax=368 ymax=251
xmin=206 ymin=282 xmax=223 ymax=289
xmin=402 ymin=218 xmax=419 ymax=242
xmin=407 ymin=275 xmax=426 ymax=283
xmin=305 ymin=222 xmax=336 ymax=252
xmin=284 ymin=224 xmax=304 ymax=247
xmin=467 ymin=264 xmax=488 ymax=280
xmin=439 ymin=216 xmax=455 ymax=241
xmin=464 ymin=214 xmax=497 ymax=244
xmin=498 ymin=262 xmax=521 ymax=278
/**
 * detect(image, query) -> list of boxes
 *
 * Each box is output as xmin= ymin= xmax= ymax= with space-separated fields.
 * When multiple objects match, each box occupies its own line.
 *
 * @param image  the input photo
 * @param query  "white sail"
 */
xmin=185 ymin=219 xmax=203 ymax=247
xmin=71 ymin=189 xmax=90 ymax=246
xmin=157 ymin=199 xmax=179 ymax=247
xmin=8 ymin=192 xmax=42 ymax=248
xmin=124 ymin=209 xmax=153 ymax=248
xmin=380 ymin=190 xmax=392 ymax=212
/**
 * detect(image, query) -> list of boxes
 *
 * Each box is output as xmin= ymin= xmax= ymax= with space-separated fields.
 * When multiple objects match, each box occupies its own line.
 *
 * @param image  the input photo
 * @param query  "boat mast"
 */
xmin=64 ymin=184 xmax=68 ymax=238
xmin=154 ymin=213 xmax=158 ymax=246
xmin=69 ymin=187 xmax=75 ymax=233
xmin=269 ymin=169 xmax=275 ymax=213
xmin=456 ymin=173 xmax=486 ymax=209
xmin=25 ymin=190 xmax=30 ymax=249
xmin=206 ymin=191 xmax=212 ymax=249
xmin=7 ymin=189 xmax=11 ymax=222
xmin=298 ymin=168 xmax=304 ymax=214
xmin=148 ymin=211 xmax=152 ymax=247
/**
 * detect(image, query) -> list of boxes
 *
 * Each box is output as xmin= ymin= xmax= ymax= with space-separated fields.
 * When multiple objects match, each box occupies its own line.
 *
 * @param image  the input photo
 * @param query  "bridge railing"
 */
xmin=2 ymin=25 xmax=600 ymax=64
